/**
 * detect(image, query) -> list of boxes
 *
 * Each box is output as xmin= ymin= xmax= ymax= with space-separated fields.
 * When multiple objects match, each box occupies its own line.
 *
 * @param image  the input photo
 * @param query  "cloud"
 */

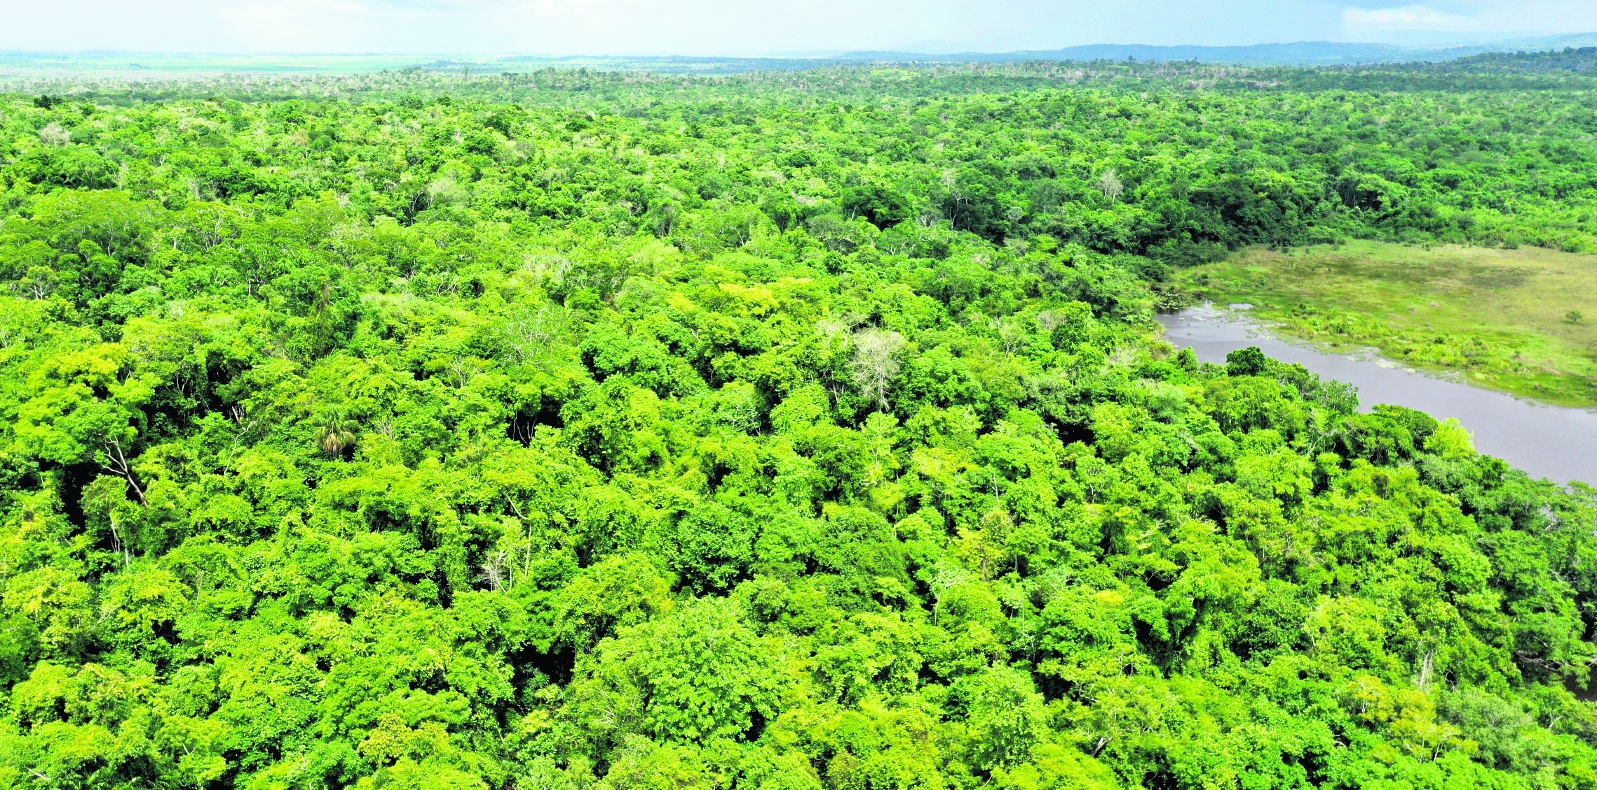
xmin=1342 ymin=4 xmax=1480 ymax=32
xmin=0 ymin=0 xmax=1590 ymax=55
xmin=1335 ymin=0 xmax=1597 ymax=40
xmin=1321 ymin=0 xmax=1478 ymax=9
xmin=0 ymin=0 xmax=1343 ymax=53
xmin=217 ymin=1 xmax=387 ymax=50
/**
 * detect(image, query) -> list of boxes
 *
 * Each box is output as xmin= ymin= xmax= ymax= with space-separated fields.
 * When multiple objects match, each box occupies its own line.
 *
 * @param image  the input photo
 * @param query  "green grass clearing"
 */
xmin=1174 ymin=239 xmax=1597 ymax=407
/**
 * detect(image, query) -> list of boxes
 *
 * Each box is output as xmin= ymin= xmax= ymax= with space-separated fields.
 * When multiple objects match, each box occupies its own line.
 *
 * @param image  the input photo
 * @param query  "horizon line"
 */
xmin=2 ymin=32 xmax=1595 ymax=61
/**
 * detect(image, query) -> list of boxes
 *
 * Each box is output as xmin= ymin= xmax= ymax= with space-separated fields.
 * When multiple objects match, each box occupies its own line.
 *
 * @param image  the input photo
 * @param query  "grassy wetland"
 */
xmin=1175 ymin=240 xmax=1597 ymax=406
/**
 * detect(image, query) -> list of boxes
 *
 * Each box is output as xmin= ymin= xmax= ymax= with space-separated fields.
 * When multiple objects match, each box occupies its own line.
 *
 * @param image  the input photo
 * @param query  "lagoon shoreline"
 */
xmin=1158 ymin=303 xmax=1597 ymax=487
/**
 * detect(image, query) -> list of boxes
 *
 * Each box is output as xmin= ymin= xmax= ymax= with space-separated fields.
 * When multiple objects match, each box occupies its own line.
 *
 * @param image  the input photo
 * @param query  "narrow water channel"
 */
xmin=1158 ymin=303 xmax=1597 ymax=487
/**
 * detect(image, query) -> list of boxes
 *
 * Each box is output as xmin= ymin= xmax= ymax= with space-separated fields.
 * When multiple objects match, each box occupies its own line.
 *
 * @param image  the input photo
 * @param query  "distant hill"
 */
xmin=8 ymin=32 xmax=1597 ymax=81
xmin=842 ymin=32 xmax=1597 ymax=67
xmin=1420 ymin=46 xmax=1597 ymax=73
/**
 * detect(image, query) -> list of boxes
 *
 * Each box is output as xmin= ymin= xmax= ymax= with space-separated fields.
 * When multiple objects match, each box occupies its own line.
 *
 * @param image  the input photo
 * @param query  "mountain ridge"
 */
xmin=840 ymin=32 xmax=1597 ymax=66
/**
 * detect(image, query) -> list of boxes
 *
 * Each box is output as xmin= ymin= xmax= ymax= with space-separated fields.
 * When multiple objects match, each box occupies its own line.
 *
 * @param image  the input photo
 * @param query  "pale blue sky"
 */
xmin=4 ymin=0 xmax=1594 ymax=55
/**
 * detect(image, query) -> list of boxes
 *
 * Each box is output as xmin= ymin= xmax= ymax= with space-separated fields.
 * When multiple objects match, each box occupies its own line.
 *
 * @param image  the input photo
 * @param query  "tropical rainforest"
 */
xmin=2 ymin=58 xmax=1597 ymax=790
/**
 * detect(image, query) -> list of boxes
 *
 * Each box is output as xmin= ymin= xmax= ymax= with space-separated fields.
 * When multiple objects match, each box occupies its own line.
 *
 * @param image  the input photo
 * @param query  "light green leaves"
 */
xmin=565 ymin=598 xmax=782 ymax=748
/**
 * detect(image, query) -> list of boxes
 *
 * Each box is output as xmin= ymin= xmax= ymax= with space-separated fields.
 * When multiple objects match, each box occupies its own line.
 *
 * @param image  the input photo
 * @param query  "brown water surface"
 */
xmin=1159 ymin=304 xmax=1597 ymax=487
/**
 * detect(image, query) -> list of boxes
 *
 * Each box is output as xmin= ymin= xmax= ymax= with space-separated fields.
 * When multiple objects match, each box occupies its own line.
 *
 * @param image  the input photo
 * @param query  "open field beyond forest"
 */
xmin=0 ymin=52 xmax=456 ymax=76
xmin=0 ymin=52 xmax=872 ymax=79
xmin=0 ymin=52 xmax=726 ymax=79
xmin=1175 ymin=240 xmax=1597 ymax=407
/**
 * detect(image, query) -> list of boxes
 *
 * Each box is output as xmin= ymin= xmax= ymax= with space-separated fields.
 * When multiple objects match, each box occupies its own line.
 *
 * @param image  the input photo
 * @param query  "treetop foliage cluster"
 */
xmin=0 ymin=66 xmax=1596 ymax=790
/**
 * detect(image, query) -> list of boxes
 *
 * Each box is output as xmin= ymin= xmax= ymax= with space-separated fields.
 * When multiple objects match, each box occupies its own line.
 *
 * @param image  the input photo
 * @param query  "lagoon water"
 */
xmin=1158 ymin=303 xmax=1597 ymax=487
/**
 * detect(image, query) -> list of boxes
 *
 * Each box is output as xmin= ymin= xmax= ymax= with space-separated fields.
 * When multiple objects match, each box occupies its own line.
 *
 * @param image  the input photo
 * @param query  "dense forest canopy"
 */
xmin=1405 ymin=47 xmax=1597 ymax=75
xmin=13 ymin=55 xmax=1597 ymax=105
xmin=1 ymin=62 xmax=1596 ymax=790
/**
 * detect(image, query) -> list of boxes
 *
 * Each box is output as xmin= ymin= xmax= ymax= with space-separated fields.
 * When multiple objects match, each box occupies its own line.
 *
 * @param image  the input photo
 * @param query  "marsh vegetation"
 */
xmin=1177 ymin=241 xmax=1597 ymax=406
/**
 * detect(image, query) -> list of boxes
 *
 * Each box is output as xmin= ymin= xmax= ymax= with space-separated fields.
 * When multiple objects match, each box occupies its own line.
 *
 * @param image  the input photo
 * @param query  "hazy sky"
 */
xmin=5 ymin=0 xmax=1596 ymax=55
